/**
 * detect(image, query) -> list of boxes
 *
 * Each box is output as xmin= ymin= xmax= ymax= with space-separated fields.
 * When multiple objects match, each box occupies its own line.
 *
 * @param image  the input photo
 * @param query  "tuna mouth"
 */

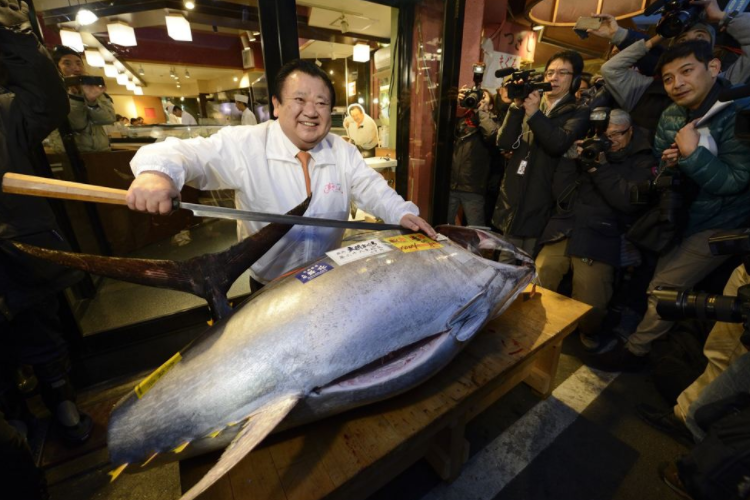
xmin=313 ymin=331 xmax=451 ymax=394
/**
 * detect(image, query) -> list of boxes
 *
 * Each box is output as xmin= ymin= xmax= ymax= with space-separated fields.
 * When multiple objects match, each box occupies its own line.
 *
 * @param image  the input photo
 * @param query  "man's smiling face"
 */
xmin=272 ymin=71 xmax=332 ymax=151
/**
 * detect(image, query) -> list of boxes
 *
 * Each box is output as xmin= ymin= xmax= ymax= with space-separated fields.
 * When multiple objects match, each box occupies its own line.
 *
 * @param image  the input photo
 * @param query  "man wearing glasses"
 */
xmin=535 ymin=109 xmax=655 ymax=352
xmin=492 ymin=50 xmax=590 ymax=261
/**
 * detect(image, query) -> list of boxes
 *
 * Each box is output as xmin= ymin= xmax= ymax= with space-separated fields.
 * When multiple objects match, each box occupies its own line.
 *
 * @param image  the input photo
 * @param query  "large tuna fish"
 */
xmin=17 ymin=224 xmax=534 ymax=500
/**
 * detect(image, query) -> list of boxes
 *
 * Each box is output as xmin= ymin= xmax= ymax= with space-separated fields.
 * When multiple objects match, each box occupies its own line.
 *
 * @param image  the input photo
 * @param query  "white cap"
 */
xmin=235 ymin=95 xmax=248 ymax=104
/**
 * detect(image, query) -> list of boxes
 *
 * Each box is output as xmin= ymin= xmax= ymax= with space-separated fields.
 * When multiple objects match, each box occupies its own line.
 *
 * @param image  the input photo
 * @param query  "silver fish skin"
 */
xmin=107 ymin=227 xmax=535 ymax=469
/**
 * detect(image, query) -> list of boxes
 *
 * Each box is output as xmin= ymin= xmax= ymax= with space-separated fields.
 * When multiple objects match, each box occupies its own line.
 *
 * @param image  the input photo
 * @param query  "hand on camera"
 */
xmin=82 ymin=83 xmax=106 ymax=104
xmin=523 ymin=91 xmax=541 ymax=117
xmin=661 ymin=144 xmax=680 ymax=167
xmin=587 ymin=13 xmax=619 ymax=40
xmin=691 ymin=0 xmax=725 ymax=23
xmin=0 ymin=1 xmax=29 ymax=28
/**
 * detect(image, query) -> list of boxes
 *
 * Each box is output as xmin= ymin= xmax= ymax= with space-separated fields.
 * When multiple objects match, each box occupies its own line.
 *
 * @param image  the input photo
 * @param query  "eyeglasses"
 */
xmin=606 ymin=128 xmax=631 ymax=140
xmin=544 ymin=69 xmax=573 ymax=78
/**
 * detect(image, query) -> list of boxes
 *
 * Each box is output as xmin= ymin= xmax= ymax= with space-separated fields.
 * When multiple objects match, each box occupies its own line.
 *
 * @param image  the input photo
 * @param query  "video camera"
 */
xmin=504 ymin=70 xmax=552 ymax=100
xmin=460 ymin=63 xmax=486 ymax=109
xmin=578 ymin=107 xmax=612 ymax=167
xmin=644 ymin=0 xmax=705 ymax=39
xmin=64 ymin=75 xmax=105 ymax=87
xmin=653 ymin=230 xmax=750 ymax=346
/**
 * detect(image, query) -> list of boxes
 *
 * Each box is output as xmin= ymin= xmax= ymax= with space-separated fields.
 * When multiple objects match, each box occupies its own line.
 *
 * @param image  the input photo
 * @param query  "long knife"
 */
xmin=1 ymin=173 xmax=404 ymax=231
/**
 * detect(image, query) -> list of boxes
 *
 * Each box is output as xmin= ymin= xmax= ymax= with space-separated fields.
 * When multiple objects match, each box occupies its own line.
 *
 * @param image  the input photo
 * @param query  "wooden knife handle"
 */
xmin=2 ymin=173 xmax=128 ymax=206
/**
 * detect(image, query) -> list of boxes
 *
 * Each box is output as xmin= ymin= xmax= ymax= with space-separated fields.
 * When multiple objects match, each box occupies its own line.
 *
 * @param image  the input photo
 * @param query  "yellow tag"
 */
xmin=135 ymin=352 xmax=182 ymax=399
xmin=108 ymin=463 xmax=128 ymax=482
xmin=384 ymin=233 xmax=443 ymax=253
xmin=172 ymin=441 xmax=190 ymax=454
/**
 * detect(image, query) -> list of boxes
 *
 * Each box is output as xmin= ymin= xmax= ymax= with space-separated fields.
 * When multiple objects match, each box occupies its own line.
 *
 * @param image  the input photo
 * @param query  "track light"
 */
xmin=184 ymin=0 xmax=195 ymax=9
xmin=76 ymin=8 xmax=97 ymax=26
xmin=184 ymin=68 xmax=190 ymax=78
xmin=138 ymin=65 xmax=145 ymax=76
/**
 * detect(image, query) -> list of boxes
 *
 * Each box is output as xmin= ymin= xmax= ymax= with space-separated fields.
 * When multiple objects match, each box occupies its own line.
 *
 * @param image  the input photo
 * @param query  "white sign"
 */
xmin=326 ymin=239 xmax=394 ymax=266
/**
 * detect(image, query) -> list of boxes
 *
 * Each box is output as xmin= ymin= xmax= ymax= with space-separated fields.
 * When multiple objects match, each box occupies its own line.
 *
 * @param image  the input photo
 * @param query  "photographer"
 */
xmin=594 ymin=1 xmax=750 ymax=133
xmin=535 ymin=110 xmax=655 ymax=352
xmin=447 ymin=88 xmax=499 ymax=227
xmin=492 ymin=51 xmax=590 ymax=259
xmin=593 ymin=41 xmax=750 ymax=371
xmin=49 ymin=44 xmax=115 ymax=153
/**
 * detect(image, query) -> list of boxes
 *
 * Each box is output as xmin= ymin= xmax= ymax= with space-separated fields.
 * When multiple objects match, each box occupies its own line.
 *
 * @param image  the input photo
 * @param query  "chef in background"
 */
xmin=235 ymin=95 xmax=258 ymax=125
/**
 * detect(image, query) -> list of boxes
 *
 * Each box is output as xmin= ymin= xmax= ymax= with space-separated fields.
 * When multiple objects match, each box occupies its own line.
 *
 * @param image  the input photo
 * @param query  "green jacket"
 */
xmin=654 ymin=95 xmax=750 ymax=236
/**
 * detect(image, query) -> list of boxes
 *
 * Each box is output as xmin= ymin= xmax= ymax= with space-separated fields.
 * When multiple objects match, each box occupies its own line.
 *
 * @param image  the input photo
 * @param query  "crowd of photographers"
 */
xmin=450 ymin=0 xmax=750 ymax=496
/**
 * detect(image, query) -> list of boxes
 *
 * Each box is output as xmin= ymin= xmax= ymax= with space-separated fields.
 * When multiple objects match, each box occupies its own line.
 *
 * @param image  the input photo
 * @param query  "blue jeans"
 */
xmin=686 ymin=352 xmax=750 ymax=442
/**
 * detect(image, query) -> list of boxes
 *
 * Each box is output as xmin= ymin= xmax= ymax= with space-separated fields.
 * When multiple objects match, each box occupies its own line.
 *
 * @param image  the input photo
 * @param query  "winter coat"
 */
xmin=450 ymin=109 xmax=499 ymax=194
xmin=538 ymin=127 xmax=656 ymax=267
xmin=654 ymin=92 xmax=750 ymax=236
xmin=0 ymin=23 xmax=82 ymax=318
xmin=491 ymin=92 xmax=590 ymax=238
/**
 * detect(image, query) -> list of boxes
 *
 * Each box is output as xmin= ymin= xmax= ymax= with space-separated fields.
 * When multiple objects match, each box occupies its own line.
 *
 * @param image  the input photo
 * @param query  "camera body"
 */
xmin=64 ymin=75 xmax=105 ymax=87
xmin=505 ymin=70 xmax=552 ymax=100
xmin=460 ymin=63 xmax=486 ymax=109
xmin=655 ymin=0 xmax=704 ymax=38
xmin=579 ymin=107 xmax=612 ymax=167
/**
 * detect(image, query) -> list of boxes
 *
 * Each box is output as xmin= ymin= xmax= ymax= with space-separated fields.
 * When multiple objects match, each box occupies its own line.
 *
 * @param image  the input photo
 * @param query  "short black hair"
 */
xmin=172 ymin=106 xmax=182 ymax=112
xmin=273 ymin=59 xmax=336 ymax=109
xmin=51 ymin=45 xmax=82 ymax=65
xmin=545 ymin=50 xmax=584 ymax=76
xmin=656 ymin=40 xmax=715 ymax=76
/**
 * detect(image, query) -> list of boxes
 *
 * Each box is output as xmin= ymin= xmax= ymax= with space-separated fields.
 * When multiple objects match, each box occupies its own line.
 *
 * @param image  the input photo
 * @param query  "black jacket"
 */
xmin=492 ymin=93 xmax=590 ymax=238
xmin=0 ymin=24 xmax=80 ymax=318
xmin=538 ymin=127 xmax=656 ymax=267
xmin=450 ymin=109 xmax=499 ymax=194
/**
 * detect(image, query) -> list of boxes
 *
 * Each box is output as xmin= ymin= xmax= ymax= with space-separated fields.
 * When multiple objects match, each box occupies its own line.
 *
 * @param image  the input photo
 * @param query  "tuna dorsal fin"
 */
xmin=447 ymin=290 xmax=490 ymax=342
xmin=180 ymin=393 xmax=301 ymax=500
xmin=12 ymin=197 xmax=310 ymax=320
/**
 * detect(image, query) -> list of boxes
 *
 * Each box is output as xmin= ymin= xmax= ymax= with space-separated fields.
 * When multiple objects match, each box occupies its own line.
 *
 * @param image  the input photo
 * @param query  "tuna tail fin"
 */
xmin=180 ymin=393 xmax=301 ymax=500
xmin=12 ymin=197 xmax=311 ymax=320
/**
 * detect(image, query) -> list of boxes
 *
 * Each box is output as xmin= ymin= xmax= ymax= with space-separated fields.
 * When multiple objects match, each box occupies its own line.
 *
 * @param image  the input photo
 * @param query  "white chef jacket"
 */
xmin=345 ymin=114 xmax=379 ymax=150
xmin=241 ymin=108 xmax=258 ymax=126
xmin=181 ymin=111 xmax=198 ymax=125
xmin=130 ymin=120 xmax=418 ymax=283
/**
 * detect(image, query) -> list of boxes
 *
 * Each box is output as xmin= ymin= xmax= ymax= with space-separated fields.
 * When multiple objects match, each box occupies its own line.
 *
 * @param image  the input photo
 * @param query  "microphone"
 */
xmin=719 ymin=84 xmax=750 ymax=102
xmin=494 ymin=67 xmax=516 ymax=78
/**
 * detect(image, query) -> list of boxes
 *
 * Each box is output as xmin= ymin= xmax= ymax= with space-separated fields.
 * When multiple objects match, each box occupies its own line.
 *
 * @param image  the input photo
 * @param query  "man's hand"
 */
xmin=661 ymin=144 xmax=680 ymax=167
xmin=523 ymin=91 xmax=541 ymax=117
xmin=692 ymin=0 xmax=725 ymax=23
xmin=400 ymin=214 xmax=437 ymax=239
xmin=81 ymin=83 xmax=106 ymax=105
xmin=674 ymin=120 xmax=700 ymax=159
xmin=457 ymin=86 xmax=469 ymax=108
xmin=0 ymin=0 xmax=29 ymax=28
xmin=588 ymin=13 xmax=620 ymax=40
xmin=126 ymin=171 xmax=180 ymax=215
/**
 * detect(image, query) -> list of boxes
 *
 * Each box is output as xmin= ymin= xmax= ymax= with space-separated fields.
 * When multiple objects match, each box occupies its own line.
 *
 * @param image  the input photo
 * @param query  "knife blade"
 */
xmin=2 ymin=173 xmax=404 ymax=231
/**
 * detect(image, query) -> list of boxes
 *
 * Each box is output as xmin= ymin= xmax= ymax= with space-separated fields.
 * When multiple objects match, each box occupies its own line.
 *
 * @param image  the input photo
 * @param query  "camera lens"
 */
xmin=653 ymin=287 xmax=745 ymax=322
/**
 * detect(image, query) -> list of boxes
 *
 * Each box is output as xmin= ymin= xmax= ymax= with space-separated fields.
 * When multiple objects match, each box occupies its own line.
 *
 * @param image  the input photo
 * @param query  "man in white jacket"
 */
xmin=172 ymin=105 xmax=197 ymax=125
xmin=235 ymin=94 xmax=258 ymax=125
xmin=127 ymin=59 xmax=434 ymax=286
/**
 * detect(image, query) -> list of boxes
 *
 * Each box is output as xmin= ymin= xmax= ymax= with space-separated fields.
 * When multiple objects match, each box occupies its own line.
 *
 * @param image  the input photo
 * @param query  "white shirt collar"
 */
xmin=266 ymin=120 xmax=337 ymax=166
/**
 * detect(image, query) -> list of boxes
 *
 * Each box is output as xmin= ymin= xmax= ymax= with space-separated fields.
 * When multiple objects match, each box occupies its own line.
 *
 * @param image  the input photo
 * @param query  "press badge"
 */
xmin=516 ymin=159 xmax=528 ymax=176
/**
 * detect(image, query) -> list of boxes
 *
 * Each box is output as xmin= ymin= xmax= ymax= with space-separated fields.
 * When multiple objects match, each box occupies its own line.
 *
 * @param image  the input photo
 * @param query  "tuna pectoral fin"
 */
xmin=180 ymin=393 xmax=301 ymax=500
xmin=448 ymin=290 xmax=491 ymax=342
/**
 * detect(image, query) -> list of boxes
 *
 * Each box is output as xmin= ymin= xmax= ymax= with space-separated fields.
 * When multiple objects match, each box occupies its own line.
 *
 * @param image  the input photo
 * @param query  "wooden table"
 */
xmin=180 ymin=285 xmax=591 ymax=500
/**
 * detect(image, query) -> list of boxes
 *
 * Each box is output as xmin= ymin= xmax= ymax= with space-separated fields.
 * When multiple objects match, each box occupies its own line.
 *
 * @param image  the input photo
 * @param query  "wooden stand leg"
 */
xmin=524 ymin=337 xmax=563 ymax=398
xmin=425 ymin=417 xmax=470 ymax=482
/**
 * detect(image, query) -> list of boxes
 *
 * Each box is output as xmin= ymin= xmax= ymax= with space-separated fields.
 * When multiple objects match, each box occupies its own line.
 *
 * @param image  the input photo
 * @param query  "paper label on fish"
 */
xmin=295 ymin=262 xmax=334 ymax=283
xmin=384 ymin=234 xmax=443 ymax=253
xmin=135 ymin=352 xmax=182 ymax=399
xmin=326 ymin=238 xmax=394 ymax=265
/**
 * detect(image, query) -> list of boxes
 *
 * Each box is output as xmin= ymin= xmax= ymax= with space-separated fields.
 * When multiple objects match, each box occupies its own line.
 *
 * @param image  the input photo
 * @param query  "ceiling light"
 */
xmin=180 ymin=97 xmax=185 ymax=101
xmin=353 ymin=43 xmax=370 ymax=62
xmin=107 ymin=21 xmax=137 ymax=46
xmin=185 ymin=68 xmax=190 ymax=78
xmin=60 ymin=29 xmax=84 ymax=52
xmin=233 ymin=77 xmax=238 ymax=82
xmin=116 ymin=72 xmax=129 ymax=85
xmin=76 ymin=8 xmax=98 ymax=26
xmin=84 ymin=49 xmax=105 ymax=67
xmin=104 ymin=64 xmax=118 ymax=78
xmin=176 ymin=84 xmax=181 ymax=88
xmin=166 ymin=14 xmax=192 ymax=41
xmin=126 ymin=81 xmax=136 ymax=91
xmin=184 ymin=0 xmax=195 ymax=10
xmin=134 ymin=86 xmax=144 ymax=95
xmin=138 ymin=65 xmax=145 ymax=76
xmin=532 ymin=23 xmax=545 ymax=31
xmin=170 ymin=67 xmax=176 ymax=78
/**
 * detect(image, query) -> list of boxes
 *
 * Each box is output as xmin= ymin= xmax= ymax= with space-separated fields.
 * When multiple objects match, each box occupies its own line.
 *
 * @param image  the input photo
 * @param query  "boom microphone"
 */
xmin=494 ymin=67 xmax=516 ymax=78
xmin=719 ymin=84 xmax=750 ymax=102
